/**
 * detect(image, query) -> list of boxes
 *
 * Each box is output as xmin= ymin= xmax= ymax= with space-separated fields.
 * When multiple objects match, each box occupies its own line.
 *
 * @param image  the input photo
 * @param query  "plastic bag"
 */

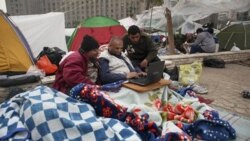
xmin=26 ymin=65 xmax=46 ymax=78
xmin=230 ymin=43 xmax=240 ymax=52
xmin=179 ymin=61 xmax=202 ymax=86
xmin=36 ymin=55 xmax=58 ymax=75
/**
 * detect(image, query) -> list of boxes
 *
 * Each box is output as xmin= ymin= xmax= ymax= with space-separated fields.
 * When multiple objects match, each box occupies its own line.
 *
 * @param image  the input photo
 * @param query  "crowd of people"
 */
xmin=53 ymin=25 xmax=160 ymax=93
xmin=53 ymin=25 xmax=218 ymax=94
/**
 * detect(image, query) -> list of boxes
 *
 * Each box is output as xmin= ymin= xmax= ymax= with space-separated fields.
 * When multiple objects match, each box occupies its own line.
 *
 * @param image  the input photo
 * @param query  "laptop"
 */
xmin=129 ymin=61 xmax=165 ymax=86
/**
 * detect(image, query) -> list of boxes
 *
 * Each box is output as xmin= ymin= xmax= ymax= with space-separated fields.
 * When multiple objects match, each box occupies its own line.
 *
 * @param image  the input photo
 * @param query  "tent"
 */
xmin=217 ymin=21 xmax=250 ymax=51
xmin=0 ymin=10 xmax=34 ymax=74
xmin=68 ymin=16 xmax=127 ymax=51
xmin=11 ymin=12 xmax=68 ymax=57
xmin=136 ymin=0 xmax=250 ymax=33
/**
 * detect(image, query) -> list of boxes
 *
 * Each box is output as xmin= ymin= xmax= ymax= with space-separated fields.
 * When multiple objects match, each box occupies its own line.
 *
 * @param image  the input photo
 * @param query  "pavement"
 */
xmin=198 ymin=63 xmax=250 ymax=140
xmin=199 ymin=63 xmax=250 ymax=119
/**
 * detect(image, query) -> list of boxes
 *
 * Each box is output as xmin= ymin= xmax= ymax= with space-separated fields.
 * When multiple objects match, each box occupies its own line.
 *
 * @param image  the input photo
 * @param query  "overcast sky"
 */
xmin=0 ymin=0 xmax=6 ymax=12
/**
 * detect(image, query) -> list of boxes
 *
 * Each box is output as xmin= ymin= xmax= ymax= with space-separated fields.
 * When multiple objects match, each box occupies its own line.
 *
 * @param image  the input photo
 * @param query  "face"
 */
xmin=109 ymin=40 xmax=123 ymax=56
xmin=86 ymin=48 xmax=99 ymax=59
xmin=128 ymin=33 xmax=140 ymax=44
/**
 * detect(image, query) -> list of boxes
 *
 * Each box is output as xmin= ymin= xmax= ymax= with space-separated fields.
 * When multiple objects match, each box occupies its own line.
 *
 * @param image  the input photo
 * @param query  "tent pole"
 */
xmin=165 ymin=7 xmax=175 ymax=55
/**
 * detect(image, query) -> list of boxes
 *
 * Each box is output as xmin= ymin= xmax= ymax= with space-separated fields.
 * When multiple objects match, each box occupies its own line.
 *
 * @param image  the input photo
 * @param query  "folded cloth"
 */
xmin=176 ymin=87 xmax=213 ymax=104
xmin=176 ymin=118 xmax=236 ymax=141
xmin=160 ymin=121 xmax=192 ymax=141
xmin=100 ymin=80 xmax=124 ymax=92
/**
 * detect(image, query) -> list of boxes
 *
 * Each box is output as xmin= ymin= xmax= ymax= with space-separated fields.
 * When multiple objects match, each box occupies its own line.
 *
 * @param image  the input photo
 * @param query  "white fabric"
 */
xmin=65 ymin=28 xmax=75 ymax=37
xmin=99 ymin=50 xmax=134 ymax=74
xmin=119 ymin=17 xmax=136 ymax=30
xmin=10 ymin=12 xmax=68 ymax=57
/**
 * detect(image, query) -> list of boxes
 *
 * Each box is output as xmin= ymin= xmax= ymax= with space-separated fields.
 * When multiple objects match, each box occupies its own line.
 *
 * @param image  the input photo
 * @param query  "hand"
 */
xmin=126 ymin=72 xmax=139 ymax=79
xmin=140 ymin=59 xmax=148 ymax=69
xmin=138 ymin=72 xmax=147 ymax=77
xmin=183 ymin=41 xmax=188 ymax=46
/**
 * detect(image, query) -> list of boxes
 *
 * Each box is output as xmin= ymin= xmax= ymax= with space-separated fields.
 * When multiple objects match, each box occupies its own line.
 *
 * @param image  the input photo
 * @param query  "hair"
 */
xmin=207 ymin=28 xmax=214 ymax=34
xmin=128 ymin=25 xmax=141 ymax=35
xmin=196 ymin=28 xmax=203 ymax=34
xmin=79 ymin=35 xmax=99 ymax=53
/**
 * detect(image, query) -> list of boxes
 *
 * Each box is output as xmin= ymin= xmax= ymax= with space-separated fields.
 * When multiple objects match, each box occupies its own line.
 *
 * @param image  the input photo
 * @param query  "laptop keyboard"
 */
xmin=130 ymin=77 xmax=148 ymax=83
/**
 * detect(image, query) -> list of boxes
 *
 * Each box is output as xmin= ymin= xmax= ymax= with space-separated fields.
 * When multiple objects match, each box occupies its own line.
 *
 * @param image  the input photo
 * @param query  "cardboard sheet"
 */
xmin=122 ymin=79 xmax=171 ymax=93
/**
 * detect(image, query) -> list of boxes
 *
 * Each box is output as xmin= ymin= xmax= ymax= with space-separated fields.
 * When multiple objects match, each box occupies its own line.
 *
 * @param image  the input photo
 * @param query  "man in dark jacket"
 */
xmin=123 ymin=25 xmax=160 ymax=71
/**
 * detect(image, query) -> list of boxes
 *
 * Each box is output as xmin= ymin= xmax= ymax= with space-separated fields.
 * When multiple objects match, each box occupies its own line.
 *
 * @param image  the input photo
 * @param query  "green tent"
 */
xmin=217 ymin=22 xmax=250 ymax=51
xmin=68 ymin=16 xmax=127 ymax=51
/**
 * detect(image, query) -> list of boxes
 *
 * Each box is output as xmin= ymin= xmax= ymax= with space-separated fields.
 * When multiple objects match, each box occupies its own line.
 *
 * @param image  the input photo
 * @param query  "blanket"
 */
xmin=70 ymin=83 xmax=236 ymax=141
xmin=0 ymin=86 xmax=141 ymax=141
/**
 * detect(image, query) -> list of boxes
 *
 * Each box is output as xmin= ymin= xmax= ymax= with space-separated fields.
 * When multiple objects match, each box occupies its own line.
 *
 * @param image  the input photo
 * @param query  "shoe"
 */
xmin=241 ymin=90 xmax=250 ymax=99
xmin=191 ymin=84 xmax=208 ymax=94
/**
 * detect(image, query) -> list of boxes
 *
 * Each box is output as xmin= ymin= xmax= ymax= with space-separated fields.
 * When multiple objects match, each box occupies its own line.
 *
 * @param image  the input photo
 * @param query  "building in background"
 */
xmin=6 ymin=0 xmax=146 ymax=28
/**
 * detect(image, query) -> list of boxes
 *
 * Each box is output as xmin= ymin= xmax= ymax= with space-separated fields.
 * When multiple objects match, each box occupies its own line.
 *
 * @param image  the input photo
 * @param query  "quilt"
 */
xmin=0 ymin=86 xmax=141 ymax=141
xmin=69 ymin=83 xmax=236 ymax=141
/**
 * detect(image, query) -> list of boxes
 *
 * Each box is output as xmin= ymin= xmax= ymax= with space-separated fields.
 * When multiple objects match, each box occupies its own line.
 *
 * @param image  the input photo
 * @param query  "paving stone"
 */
xmin=200 ymin=63 xmax=250 ymax=118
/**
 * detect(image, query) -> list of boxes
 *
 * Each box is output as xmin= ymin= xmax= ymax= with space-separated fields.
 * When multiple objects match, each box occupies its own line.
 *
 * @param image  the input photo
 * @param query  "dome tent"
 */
xmin=0 ymin=10 xmax=34 ymax=75
xmin=68 ymin=16 xmax=127 ymax=51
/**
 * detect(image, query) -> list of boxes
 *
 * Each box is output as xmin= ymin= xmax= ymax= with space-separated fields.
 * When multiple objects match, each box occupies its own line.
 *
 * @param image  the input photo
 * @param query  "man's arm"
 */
xmin=99 ymin=58 xmax=127 ymax=84
xmin=145 ymin=36 xmax=158 ymax=62
xmin=188 ymin=33 xmax=204 ymax=46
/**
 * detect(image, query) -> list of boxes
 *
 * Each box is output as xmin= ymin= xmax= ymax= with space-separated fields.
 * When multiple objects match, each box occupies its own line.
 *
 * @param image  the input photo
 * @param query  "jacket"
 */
xmin=53 ymin=51 xmax=98 ymax=93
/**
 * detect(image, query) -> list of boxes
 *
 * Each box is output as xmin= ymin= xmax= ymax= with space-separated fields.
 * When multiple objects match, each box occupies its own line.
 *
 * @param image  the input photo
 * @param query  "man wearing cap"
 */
xmin=53 ymin=35 xmax=100 ymax=94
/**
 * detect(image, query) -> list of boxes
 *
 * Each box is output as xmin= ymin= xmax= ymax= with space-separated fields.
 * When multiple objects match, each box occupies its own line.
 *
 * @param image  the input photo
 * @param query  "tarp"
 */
xmin=68 ymin=16 xmax=127 ymax=51
xmin=136 ymin=0 xmax=250 ymax=33
xmin=11 ymin=12 xmax=68 ymax=57
xmin=119 ymin=17 xmax=136 ymax=30
xmin=0 ymin=10 xmax=34 ymax=74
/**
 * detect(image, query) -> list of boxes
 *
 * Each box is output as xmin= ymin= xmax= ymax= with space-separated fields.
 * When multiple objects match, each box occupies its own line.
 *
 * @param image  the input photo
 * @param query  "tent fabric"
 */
xmin=137 ymin=0 xmax=250 ymax=33
xmin=68 ymin=16 xmax=127 ymax=51
xmin=80 ymin=16 xmax=120 ymax=27
xmin=118 ymin=17 xmax=136 ymax=30
xmin=11 ymin=12 xmax=68 ymax=57
xmin=0 ymin=10 xmax=34 ymax=74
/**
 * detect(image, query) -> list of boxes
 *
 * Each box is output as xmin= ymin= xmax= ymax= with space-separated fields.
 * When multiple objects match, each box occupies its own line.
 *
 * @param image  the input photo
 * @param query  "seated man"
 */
xmin=123 ymin=25 xmax=160 ymax=71
xmin=184 ymin=28 xmax=216 ymax=54
xmin=53 ymin=35 xmax=100 ymax=94
xmin=99 ymin=36 xmax=145 ymax=84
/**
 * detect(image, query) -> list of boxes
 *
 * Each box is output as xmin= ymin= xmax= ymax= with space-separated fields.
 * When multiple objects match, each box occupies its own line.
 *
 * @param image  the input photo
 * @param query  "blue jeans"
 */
xmin=190 ymin=45 xmax=204 ymax=54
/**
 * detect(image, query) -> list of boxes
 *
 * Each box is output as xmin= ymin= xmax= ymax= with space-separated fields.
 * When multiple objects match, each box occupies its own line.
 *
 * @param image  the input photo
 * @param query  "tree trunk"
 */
xmin=165 ymin=7 xmax=176 ymax=55
xmin=145 ymin=0 xmax=151 ymax=10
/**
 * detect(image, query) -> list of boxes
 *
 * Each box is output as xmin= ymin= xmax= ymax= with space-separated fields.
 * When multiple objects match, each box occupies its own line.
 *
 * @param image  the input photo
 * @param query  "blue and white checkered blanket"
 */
xmin=0 ymin=86 xmax=141 ymax=141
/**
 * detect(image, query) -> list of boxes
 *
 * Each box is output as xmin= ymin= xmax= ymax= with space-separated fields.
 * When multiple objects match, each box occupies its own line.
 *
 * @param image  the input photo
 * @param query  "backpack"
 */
xmin=37 ymin=47 xmax=66 ymax=67
xmin=203 ymin=57 xmax=225 ymax=68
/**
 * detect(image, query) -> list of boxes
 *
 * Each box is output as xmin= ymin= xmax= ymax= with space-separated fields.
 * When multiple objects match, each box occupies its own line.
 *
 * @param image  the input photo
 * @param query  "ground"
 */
xmin=199 ymin=63 xmax=250 ymax=118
